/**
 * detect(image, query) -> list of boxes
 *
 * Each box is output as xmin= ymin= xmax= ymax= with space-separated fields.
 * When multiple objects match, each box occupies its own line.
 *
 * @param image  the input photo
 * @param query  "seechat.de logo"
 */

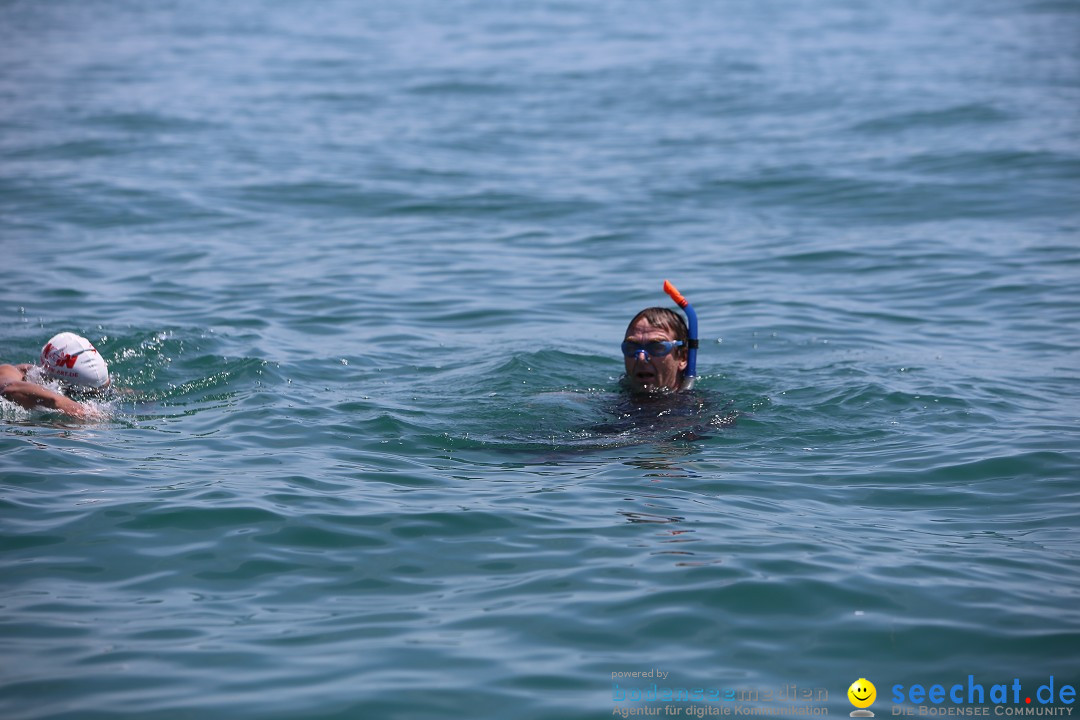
xmin=891 ymin=676 xmax=1076 ymax=713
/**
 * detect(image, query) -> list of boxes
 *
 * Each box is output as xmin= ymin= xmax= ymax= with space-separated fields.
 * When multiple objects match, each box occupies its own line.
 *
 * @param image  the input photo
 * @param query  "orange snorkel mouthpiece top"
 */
xmin=663 ymin=279 xmax=688 ymax=309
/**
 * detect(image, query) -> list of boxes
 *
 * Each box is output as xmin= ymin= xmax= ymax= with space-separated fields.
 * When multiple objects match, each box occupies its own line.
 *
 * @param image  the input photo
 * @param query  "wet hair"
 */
xmin=62 ymin=383 xmax=109 ymax=399
xmin=624 ymin=307 xmax=689 ymax=360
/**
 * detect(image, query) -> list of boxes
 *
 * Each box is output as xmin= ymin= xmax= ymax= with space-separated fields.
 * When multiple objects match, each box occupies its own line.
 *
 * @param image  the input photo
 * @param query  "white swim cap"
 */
xmin=39 ymin=333 xmax=110 ymax=389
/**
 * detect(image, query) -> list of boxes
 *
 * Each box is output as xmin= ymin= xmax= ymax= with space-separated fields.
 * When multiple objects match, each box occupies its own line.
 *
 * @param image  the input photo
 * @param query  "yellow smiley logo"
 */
xmin=848 ymin=678 xmax=877 ymax=709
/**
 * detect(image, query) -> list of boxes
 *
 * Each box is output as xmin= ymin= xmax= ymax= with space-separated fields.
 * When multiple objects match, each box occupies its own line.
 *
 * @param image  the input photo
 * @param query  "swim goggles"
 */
xmin=621 ymin=340 xmax=684 ymax=359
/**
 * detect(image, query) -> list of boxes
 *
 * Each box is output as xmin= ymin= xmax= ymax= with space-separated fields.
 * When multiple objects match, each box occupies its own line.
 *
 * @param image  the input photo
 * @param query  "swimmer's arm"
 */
xmin=0 ymin=380 xmax=94 ymax=419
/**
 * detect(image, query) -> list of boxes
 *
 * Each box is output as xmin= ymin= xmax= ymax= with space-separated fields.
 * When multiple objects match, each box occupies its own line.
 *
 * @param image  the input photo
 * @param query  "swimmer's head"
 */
xmin=623 ymin=307 xmax=689 ymax=392
xmin=40 ymin=333 xmax=110 ymax=390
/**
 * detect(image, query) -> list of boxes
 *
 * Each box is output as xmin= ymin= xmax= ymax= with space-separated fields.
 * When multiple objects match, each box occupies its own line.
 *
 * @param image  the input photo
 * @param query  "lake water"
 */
xmin=2 ymin=1 xmax=1079 ymax=718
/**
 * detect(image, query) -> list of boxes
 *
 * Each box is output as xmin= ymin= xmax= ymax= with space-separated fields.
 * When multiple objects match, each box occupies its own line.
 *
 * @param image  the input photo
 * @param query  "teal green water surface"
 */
xmin=2 ymin=1 xmax=1079 ymax=718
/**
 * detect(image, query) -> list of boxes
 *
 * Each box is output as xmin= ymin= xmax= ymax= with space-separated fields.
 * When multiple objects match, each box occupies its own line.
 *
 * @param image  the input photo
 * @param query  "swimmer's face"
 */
xmin=624 ymin=317 xmax=687 ymax=392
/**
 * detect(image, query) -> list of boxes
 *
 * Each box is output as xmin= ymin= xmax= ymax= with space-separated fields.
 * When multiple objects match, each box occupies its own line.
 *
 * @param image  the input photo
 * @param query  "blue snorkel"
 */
xmin=663 ymin=280 xmax=698 ymax=390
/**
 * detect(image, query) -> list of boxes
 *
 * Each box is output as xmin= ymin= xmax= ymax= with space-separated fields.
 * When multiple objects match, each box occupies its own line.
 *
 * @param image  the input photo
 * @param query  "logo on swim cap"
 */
xmin=40 ymin=332 xmax=110 ymax=389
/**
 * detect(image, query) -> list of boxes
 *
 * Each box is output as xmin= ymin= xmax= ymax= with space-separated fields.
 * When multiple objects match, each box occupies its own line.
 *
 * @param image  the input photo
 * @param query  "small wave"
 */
xmin=406 ymin=80 xmax=515 ymax=96
xmin=850 ymin=103 xmax=1012 ymax=133
xmin=83 ymin=111 xmax=219 ymax=133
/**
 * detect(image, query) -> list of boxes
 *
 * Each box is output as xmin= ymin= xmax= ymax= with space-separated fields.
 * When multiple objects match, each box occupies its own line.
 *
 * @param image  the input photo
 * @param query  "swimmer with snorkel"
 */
xmin=622 ymin=280 xmax=699 ymax=394
xmin=0 ymin=332 xmax=110 ymax=419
